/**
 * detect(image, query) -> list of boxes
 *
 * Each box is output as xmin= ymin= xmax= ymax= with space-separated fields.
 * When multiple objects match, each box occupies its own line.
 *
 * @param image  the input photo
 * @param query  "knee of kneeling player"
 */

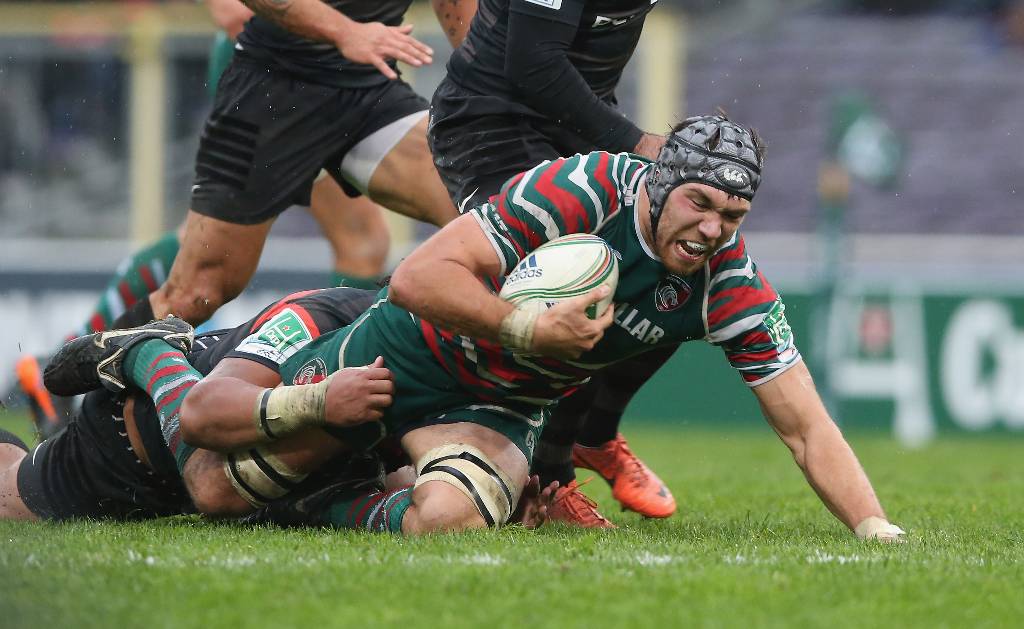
xmin=407 ymin=481 xmax=488 ymax=534
xmin=158 ymin=277 xmax=236 ymax=324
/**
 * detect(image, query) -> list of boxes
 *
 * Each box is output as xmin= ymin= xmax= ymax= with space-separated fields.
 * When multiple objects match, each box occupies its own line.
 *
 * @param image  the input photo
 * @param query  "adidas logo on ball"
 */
xmin=499 ymin=234 xmax=619 ymax=319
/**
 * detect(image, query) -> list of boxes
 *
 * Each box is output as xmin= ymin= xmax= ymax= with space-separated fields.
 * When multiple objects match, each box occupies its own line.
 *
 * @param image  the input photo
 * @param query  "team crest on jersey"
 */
xmin=292 ymin=357 xmax=328 ymax=385
xmin=764 ymin=299 xmax=793 ymax=346
xmin=654 ymin=275 xmax=692 ymax=312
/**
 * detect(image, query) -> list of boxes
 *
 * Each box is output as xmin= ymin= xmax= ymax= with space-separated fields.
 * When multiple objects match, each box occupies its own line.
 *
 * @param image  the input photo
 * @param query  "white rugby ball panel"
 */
xmin=499 ymin=234 xmax=619 ymax=317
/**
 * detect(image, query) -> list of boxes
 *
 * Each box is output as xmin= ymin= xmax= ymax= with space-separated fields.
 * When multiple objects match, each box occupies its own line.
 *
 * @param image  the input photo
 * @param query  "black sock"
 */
xmin=0 ymin=428 xmax=29 ymax=452
xmin=110 ymin=295 xmax=156 ymax=330
xmin=530 ymin=377 xmax=599 ymax=485
xmin=577 ymin=343 xmax=682 ymax=447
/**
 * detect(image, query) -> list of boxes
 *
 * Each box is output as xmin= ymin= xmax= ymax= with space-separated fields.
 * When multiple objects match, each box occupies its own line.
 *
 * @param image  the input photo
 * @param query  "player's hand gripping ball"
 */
xmin=498 ymin=234 xmax=619 ymax=318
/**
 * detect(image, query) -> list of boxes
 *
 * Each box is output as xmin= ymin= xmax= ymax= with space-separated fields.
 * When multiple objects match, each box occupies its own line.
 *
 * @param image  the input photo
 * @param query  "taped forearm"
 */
xmin=499 ymin=306 xmax=539 ymax=352
xmin=253 ymin=376 xmax=333 ymax=439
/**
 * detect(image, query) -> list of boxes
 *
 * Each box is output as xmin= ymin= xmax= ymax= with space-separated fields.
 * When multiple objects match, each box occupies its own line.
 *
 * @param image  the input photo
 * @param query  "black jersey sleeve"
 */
xmin=505 ymin=0 xmax=644 ymax=153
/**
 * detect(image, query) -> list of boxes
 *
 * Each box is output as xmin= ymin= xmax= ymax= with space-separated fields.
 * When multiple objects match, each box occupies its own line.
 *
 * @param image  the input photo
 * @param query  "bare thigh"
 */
xmin=367 ymin=117 xmax=458 ymax=227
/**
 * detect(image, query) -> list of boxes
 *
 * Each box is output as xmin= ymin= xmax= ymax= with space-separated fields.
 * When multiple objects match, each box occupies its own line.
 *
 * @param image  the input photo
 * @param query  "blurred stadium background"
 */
xmin=1 ymin=0 xmax=1023 ymax=446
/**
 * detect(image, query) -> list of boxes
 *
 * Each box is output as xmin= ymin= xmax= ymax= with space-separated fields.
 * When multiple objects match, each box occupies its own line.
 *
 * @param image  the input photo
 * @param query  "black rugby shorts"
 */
xmin=191 ymin=55 xmax=428 ymax=225
xmin=16 ymin=391 xmax=190 ymax=520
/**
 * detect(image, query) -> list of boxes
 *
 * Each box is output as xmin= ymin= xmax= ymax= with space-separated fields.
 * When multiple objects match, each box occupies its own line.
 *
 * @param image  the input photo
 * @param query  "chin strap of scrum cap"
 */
xmin=646 ymin=115 xmax=763 ymax=240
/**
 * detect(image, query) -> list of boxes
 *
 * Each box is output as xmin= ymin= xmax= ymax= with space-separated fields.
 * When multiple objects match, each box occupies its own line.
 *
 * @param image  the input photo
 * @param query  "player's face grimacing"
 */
xmin=655 ymin=183 xmax=751 ymax=275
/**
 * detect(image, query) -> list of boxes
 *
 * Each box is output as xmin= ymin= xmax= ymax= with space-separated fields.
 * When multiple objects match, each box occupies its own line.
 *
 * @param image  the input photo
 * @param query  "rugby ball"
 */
xmin=498 ymin=234 xmax=619 ymax=318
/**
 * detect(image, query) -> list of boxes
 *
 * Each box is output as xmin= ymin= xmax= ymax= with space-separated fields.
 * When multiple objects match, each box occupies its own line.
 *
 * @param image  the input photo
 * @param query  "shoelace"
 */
xmin=560 ymin=477 xmax=610 ymax=523
xmin=614 ymin=439 xmax=651 ymax=490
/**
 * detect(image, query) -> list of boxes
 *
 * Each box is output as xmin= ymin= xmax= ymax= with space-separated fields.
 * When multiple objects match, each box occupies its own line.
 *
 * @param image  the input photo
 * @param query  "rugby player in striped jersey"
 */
xmin=427 ymin=0 xmax=678 ymax=525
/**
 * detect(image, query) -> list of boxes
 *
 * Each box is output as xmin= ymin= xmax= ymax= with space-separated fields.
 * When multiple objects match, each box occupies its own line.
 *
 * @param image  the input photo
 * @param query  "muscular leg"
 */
xmin=306 ymin=423 xmax=527 ymax=534
xmin=398 ymin=422 xmax=528 ymax=534
xmin=146 ymin=210 xmax=275 ymax=325
xmin=367 ymin=117 xmax=458 ymax=227
xmin=308 ymin=176 xmax=390 ymax=289
xmin=232 ymin=422 xmax=529 ymax=534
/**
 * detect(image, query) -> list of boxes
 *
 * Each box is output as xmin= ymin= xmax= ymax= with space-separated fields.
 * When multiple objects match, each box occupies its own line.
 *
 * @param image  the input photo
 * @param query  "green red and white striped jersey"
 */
xmin=407 ymin=151 xmax=799 ymax=403
xmin=284 ymin=151 xmax=801 ymax=409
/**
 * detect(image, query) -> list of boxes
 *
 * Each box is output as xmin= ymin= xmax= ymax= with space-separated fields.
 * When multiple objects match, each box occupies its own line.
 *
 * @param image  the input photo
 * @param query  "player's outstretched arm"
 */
xmin=241 ymin=0 xmax=433 ymax=79
xmin=179 ymin=357 xmax=393 ymax=451
xmin=389 ymin=214 xmax=611 ymax=358
xmin=753 ymin=361 xmax=906 ymax=542
xmin=431 ymin=0 xmax=477 ymax=49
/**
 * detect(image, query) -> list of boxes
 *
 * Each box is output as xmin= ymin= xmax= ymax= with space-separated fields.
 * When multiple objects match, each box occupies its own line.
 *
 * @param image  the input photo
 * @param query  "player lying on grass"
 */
xmin=88 ymin=114 xmax=900 ymax=539
xmin=0 ymin=287 xmax=556 ymax=528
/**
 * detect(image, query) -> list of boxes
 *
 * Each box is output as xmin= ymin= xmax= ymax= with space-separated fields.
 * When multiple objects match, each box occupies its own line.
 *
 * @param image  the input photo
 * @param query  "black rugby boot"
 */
xmin=43 ymin=316 xmax=194 ymax=396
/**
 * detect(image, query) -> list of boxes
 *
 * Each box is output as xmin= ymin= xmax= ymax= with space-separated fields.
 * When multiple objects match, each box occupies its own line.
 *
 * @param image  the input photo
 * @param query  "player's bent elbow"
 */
xmin=387 ymin=264 xmax=417 ymax=311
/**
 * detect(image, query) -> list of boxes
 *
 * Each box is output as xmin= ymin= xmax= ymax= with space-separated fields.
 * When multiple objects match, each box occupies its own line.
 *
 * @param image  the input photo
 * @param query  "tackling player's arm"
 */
xmin=389 ymin=214 xmax=611 ymax=360
xmin=752 ymin=362 xmax=905 ymax=541
xmin=431 ymin=0 xmax=477 ymax=49
xmin=504 ymin=0 xmax=662 ymax=158
xmin=240 ymin=0 xmax=433 ymax=79
xmin=179 ymin=356 xmax=393 ymax=451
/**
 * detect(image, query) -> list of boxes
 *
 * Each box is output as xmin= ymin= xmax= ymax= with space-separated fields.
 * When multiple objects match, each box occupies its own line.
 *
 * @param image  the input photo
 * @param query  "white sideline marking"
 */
xmin=633 ymin=552 xmax=676 ymax=566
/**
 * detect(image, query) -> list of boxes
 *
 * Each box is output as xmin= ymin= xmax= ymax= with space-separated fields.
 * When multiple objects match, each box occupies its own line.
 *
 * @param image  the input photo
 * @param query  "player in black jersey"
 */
xmin=0 ymin=288 xmax=555 ymax=528
xmin=0 ymin=288 xmax=386 ymax=521
xmin=427 ymin=0 xmax=679 ymax=527
xmin=105 ymin=1 xmax=458 ymax=336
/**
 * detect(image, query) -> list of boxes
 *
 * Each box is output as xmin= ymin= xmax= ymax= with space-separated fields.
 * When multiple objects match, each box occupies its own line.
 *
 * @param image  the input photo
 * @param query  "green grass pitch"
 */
xmin=1 ymin=410 xmax=1021 ymax=628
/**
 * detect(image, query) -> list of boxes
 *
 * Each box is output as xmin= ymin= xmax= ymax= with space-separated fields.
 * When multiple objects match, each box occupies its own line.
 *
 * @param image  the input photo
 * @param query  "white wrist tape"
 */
xmin=854 ymin=516 xmax=906 ymax=540
xmin=254 ymin=375 xmax=334 ymax=439
xmin=499 ymin=306 xmax=539 ymax=352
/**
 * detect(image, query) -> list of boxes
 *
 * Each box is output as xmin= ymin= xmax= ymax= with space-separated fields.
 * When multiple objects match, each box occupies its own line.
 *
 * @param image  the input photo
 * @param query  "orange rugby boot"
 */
xmin=573 ymin=433 xmax=676 ymax=518
xmin=15 ymin=354 xmax=59 ymax=435
xmin=546 ymin=478 xmax=616 ymax=528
